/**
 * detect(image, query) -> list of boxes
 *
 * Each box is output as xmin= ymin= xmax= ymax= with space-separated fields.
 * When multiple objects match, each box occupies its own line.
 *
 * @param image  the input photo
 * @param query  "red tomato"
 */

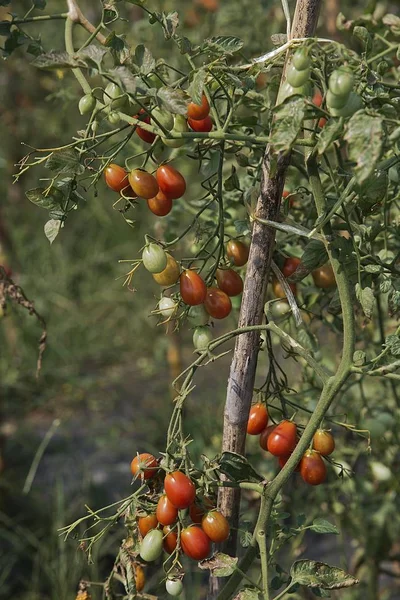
xmin=104 ymin=164 xmax=129 ymax=193
xmin=312 ymin=89 xmax=323 ymax=107
xmin=204 ymin=287 xmax=232 ymax=319
xmin=267 ymin=421 xmax=297 ymax=457
xmin=318 ymin=117 xmax=327 ymax=128
xmin=216 ymin=269 xmax=243 ymax=297
xmin=226 ymin=240 xmax=249 ymax=266
xmin=164 ymin=471 xmax=196 ymax=509
xmin=163 ymin=525 xmax=178 ymax=554
xmin=189 ymin=497 xmax=215 ymax=524
xmin=181 ymin=526 xmax=211 ymax=560
xmin=156 ymin=164 xmax=186 ymax=199
xmin=282 ymin=257 xmax=301 ymax=278
xmin=300 ymin=450 xmax=327 ymax=485
xmin=201 ymin=511 xmax=230 ymax=543
xmin=188 ymin=115 xmax=213 ymax=132
xmin=128 ymin=169 xmax=159 ymax=199
xmin=278 ymin=454 xmax=300 ymax=471
xmin=130 ymin=453 xmax=158 ymax=480
xmin=259 ymin=424 xmax=276 ymax=451
xmin=247 ymin=403 xmax=269 ymax=435
xmin=156 ymin=494 xmax=178 ymax=526
xmin=313 ymin=430 xmax=335 ymax=456
xmin=180 ymin=270 xmax=207 ymax=306
xmin=138 ymin=514 xmax=158 ymax=537
xmin=134 ymin=109 xmax=156 ymax=143
xmin=147 ymin=190 xmax=173 ymax=216
xmin=187 ymin=94 xmax=210 ymax=120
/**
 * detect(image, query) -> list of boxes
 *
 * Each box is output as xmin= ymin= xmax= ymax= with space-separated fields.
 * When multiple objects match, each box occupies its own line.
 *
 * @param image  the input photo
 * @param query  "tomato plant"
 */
xmin=181 ymin=526 xmax=211 ymax=560
xmin=134 ymin=564 xmax=145 ymax=592
xmin=247 ymin=403 xmax=269 ymax=435
xmin=193 ymin=326 xmax=213 ymax=350
xmin=166 ymin=578 xmax=183 ymax=596
xmin=312 ymin=264 xmax=336 ymax=288
xmin=164 ymin=471 xmax=196 ymax=509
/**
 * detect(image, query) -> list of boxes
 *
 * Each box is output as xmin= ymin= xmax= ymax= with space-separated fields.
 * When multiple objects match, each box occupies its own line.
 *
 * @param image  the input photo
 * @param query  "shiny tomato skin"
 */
xmin=259 ymin=424 xmax=276 ymax=451
xmin=181 ymin=526 xmax=211 ymax=560
xmin=267 ymin=421 xmax=297 ymax=457
xmin=153 ymin=254 xmax=180 ymax=286
xmin=156 ymin=494 xmax=178 ymax=526
xmin=138 ymin=513 xmax=158 ymax=537
xmin=163 ymin=525 xmax=178 ymax=554
xmin=247 ymin=403 xmax=269 ymax=435
xmin=272 ymin=278 xmax=297 ymax=299
xmin=128 ymin=169 xmax=159 ymax=199
xmin=300 ymin=450 xmax=327 ymax=485
xmin=139 ymin=529 xmax=163 ymax=562
xmin=164 ymin=471 xmax=196 ymax=509
xmin=313 ymin=430 xmax=335 ymax=456
xmin=216 ymin=269 xmax=243 ymax=297
xmin=180 ymin=270 xmax=207 ymax=306
xmin=104 ymin=164 xmax=129 ymax=193
xmin=204 ymin=287 xmax=232 ymax=319
xmin=134 ymin=110 xmax=156 ymax=143
xmin=282 ymin=257 xmax=301 ymax=278
xmin=187 ymin=94 xmax=210 ymax=120
xmin=278 ymin=454 xmax=300 ymax=471
xmin=156 ymin=164 xmax=186 ymax=199
xmin=226 ymin=240 xmax=249 ymax=267
xmin=130 ymin=453 xmax=158 ymax=479
xmin=147 ymin=190 xmax=173 ymax=216
xmin=201 ymin=511 xmax=230 ymax=543
xmin=188 ymin=115 xmax=213 ymax=132
xmin=312 ymin=264 xmax=336 ymax=289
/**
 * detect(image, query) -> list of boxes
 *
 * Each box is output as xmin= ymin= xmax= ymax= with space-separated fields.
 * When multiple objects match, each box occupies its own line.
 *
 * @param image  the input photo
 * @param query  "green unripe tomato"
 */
xmin=108 ymin=111 xmax=120 ymax=125
xmin=103 ymin=82 xmax=127 ymax=110
xmin=162 ymin=115 xmax=188 ymax=147
xmin=159 ymin=297 xmax=177 ymax=318
xmin=152 ymin=108 xmax=174 ymax=132
xmin=292 ymin=47 xmax=311 ymax=71
xmin=142 ymin=244 xmax=168 ymax=274
xmin=277 ymin=81 xmax=310 ymax=104
xmin=174 ymin=115 xmax=189 ymax=133
xmin=326 ymin=89 xmax=348 ymax=109
xmin=266 ymin=300 xmax=291 ymax=320
xmin=166 ymin=578 xmax=183 ymax=596
xmin=139 ymin=529 xmax=163 ymax=562
xmin=286 ymin=64 xmax=310 ymax=88
xmin=162 ymin=136 xmax=185 ymax=148
xmin=389 ymin=165 xmax=400 ymax=183
xmin=188 ymin=305 xmax=209 ymax=326
xmin=79 ymin=94 xmax=96 ymax=115
xmin=193 ymin=326 xmax=213 ymax=351
xmin=328 ymin=69 xmax=354 ymax=98
xmin=329 ymin=92 xmax=363 ymax=117
xmin=91 ymin=120 xmax=99 ymax=133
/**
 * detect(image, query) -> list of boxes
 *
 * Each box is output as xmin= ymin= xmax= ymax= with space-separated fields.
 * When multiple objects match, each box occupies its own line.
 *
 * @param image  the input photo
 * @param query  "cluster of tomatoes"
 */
xmin=272 ymin=255 xmax=336 ymax=302
xmin=247 ymin=403 xmax=335 ymax=486
xmin=129 ymin=453 xmax=229 ymax=596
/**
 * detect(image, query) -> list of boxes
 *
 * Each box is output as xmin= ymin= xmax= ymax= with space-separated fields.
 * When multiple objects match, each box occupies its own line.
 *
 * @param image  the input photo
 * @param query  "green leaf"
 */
xmin=110 ymin=67 xmax=139 ymax=94
xmin=159 ymin=11 xmax=179 ymax=39
xmin=312 ymin=588 xmax=331 ymax=597
xmin=364 ymin=264 xmax=382 ymax=274
xmin=156 ymin=86 xmax=188 ymax=115
xmin=78 ymin=44 xmax=107 ymax=68
xmin=3 ymin=28 xmax=29 ymax=57
xmin=175 ymin=35 xmax=192 ymax=55
xmin=189 ymin=69 xmax=207 ymax=105
xmin=300 ymin=240 xmax=328 ymax=273
xmin=205 ymin=35 xmax=244 ymax=55
xmin=135 ymin=44 xmax=156 ymax=75
xmin=317 ymin=119 xmax=343 ymax=155
xmin=355 ymin=284 xmax=375 ymax=319
xmin=271 ymin=97 xmax=306 ymax=153
xmin=353 ymin=350 xmax=366 ymax=366
xmin=309 ymin=519 xmax=339 ymax=535
xmin=201 ymin=150 xmax=219 ymax=179
xmin=199 ymin=552 xmax=237 ymax=577
xmin=31 ymin=51 xmax=85 ymax=69
xmin=344 ymin=111 xmax=384 ymax=184
xmin=224 ymin=166 xmax=240 ymax=192
xmin=290 ymin=560 xmax=359 ymax=589
xmin=26 ymin=187 xmax=64 ymax=210
xmin=44 ymin=219 xmax=61 ymax=244
xmin=46 ymin=149 xmax=84 ymax=176
xmin=385 ymin=334 xmax=400 ymax=356
xmin=219 ymin=451 xmax=263 ymax=483
xmin=233 ymin=588 xmax=261 ymax=600
xmin=104 ymin=31 xmax=126 ymax=53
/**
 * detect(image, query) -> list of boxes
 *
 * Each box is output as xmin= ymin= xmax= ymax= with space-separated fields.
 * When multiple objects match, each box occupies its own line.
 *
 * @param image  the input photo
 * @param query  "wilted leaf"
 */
xmin=44 ymin=219 xmax=61 ymax=244
xmin=385 ymin=334 xmax=400 ymax=356
xmin=290 ymin=560 xmax=359 ymax=589
xmin=26 ymin=187 xmax=64 ymax=210
xmin=296 ymin=240 xmax=328 ymax=277
xmin=219 ymin=451 xmax=263 ymax=483
xmin=157 ymin=87 xmax=188 ymax=115
xmin=135 ymin=44 xmax=156 ymax=75
xmin=344 ymin=111 xmax=383 ymax=184
xmin=110 ymin=67 xmax=139 ymax=94
xmin=199 ymin=553 xmax=237 ymax=577
xmin=32 ymin=51 xmax=85 ymax=69
xmin=189 ymin=69 xmax=207 ymax=104
xmin=46 ymin=149 xmax=84 ymax=176
xmin=78 ymin=44 xmax=107 ymax=68
xmin=159 ymin=11 xmax=179 ymax=39
xmin=355 ymin=284 xmax=375 ymax=319
xmin=271 ymin=97 xmax=306 ymax=153
xmin=309 ymin=519 xmax=339 ymax=535
xmin=317 ymin=119 xmax=343 ymax=155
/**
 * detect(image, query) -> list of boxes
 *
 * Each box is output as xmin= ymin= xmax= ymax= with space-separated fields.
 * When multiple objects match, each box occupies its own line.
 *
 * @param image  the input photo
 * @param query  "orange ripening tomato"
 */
xmin=138 ymin=513 xmax=158 ymax=537
xmin=282 ymin=257 xmax=301 ymax=278
xmin=204 ymin=287 xmax=232 ymax=319
xmin=313 ymin=430 xmax=335 ymax=456
xmin=216 ymin=268 xmax=243 ymax=297
xmin=147 ymin=190 xmax=173 ymax=216
xmin=134 ymin=109 xmax=156 ymax=143
xmin=187 ymin=94 xmax=210 ymax=120
xmin=259 ymin=424 xmax=276 ymax=451
xmin=312 ymin=89 xmax=323 ymax=107
xmin=153 ymin=254 xmax=180 ymax=286
xmin=247 ymin=403 xmax=269 ymax=435
xmin=188 ymin=115 xmax=213 ymax=132
xmin=267 ymin=420 xmax=297 ymax=457
xmin=164 ymin=471 xmax=196 ymax=509
xmin=128 ymin=169 xmax=159 ymax=199
xmin=180 ymin=270 xmax=207 ymax=305
xmin=104 ymin=164 xmax=129 ymax=193
xmin=318 ymin=117 xmax=327 ymax=128
xmin=163 ymin=525 xmax=178 ymax=554
xmin=226 ymin=240 xmax=249 ymax=266
xmin=156 ymin=164 xmax=186 ymax=199
xmin=130 ymin=453 xmax=158 ymax=479
xmin=300 ymin=450 xmax=327 ymax=485
xmin=181 ymin=526 xmax=211 ymax=560
xmin=201 ymin=510 xmax=230 ymax=543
